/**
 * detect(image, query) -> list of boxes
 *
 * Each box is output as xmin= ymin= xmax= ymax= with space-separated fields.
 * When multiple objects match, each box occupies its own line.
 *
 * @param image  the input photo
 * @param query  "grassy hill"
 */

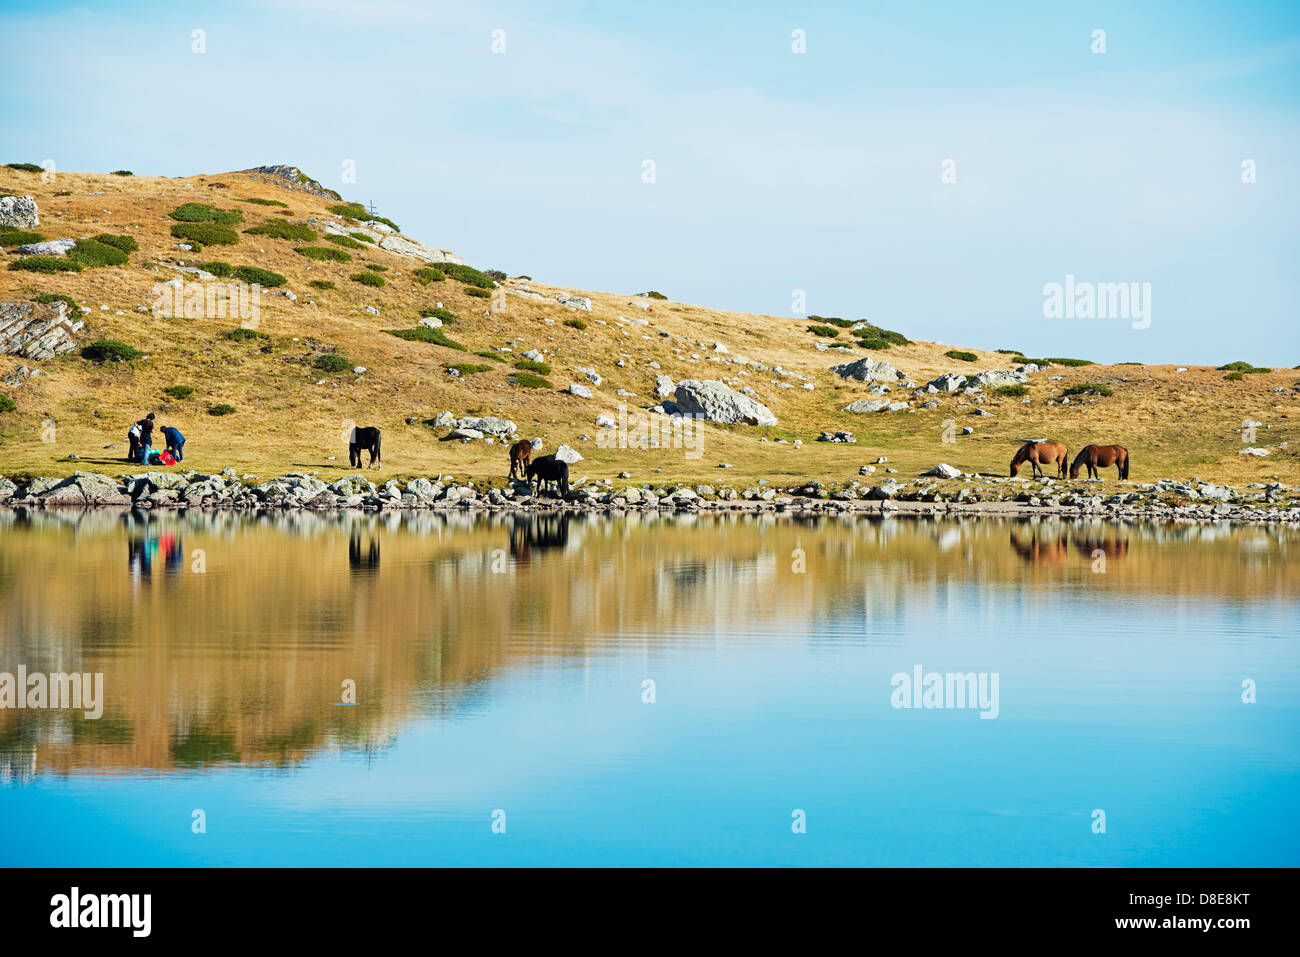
xmin=1 ymin=165 xmax=1296 ymax=488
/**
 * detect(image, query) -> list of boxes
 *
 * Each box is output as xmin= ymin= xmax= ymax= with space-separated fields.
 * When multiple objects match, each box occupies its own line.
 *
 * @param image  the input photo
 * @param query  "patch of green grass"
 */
xmin=313 ymin=354 xmax=352 ymax=373
xmin=854 ymin=323 xmax=910 ymax=346
xmin=944 ymin=349 xmax=977 ymax=362
xmin=465 ymin=286 xmax=490 ymax=299
xmin=0 ymin=395 xmax=15 ymax=413
xmin=326 ymin=203 xmax=400 ymax=232
xmin=361 ymin=263 xmax=387 ymax=272
xmin=349 ymin=231 xmax=374 ymax=243
xmin=224 ymin=328 xmax=269 ymax=342
xmin=81 ymin=340 xmax=140 ymax=362
xmin=245 ymin=220 xmax=316 ymax=241
xmin=323 ymin=233 xmax=365 ymax=249
xmin=5 ymin=162 xmax=43 ymax=173
xmin=169 ymin=202 xmax=243 ymax=225
xmin=509 ymin=371 xmax=552 ymax=389
xmin=641 ymin=290 xmax=668 ymax=300
xmin=111 ymin=170 xmax=133 ymax=176
xmin=441 ymin=263 xmax=496 ymax=289
xmin=0 ymin=226 xmax=45 ymax=246
xmin=208 ymin=403 xmax=236 ymax=416
xmin=513 ymin=358 xmax=551 ymax=375
xmin=413 ymin=267 xmax=445 ymax=284
xmin=1044 ymin=357 xmax=1094 ymax=367
xmin=996 ymin=348 xmax=1022 ymax=355
xmin=448 ymin=363 xmax=493 ymax=376
xmin=855 ymin=337 xmax=891 ymax=350
xmin=296 ymin=245 xmax=351 ymax=262
xmin=485 ymin=269 xmax=507 ymax=281
xmin=67 ymin=238 xmax=129 ymax=267
xmin=808 ymin=315 xmax=855 ymax=328
xmin=1218 ymin=360 xmax=1271 ymax=373
xmin=92 ymin=233 xmax=139 ymax=253
xmin=9 ymin=256 xmax=82 ymax=273
xmin=239 ymin=197 xmax=289 ymax=208
xmin=171 ymin=222 xmax=239 ymax=245
xmin=1062 ymin=383 xmax=1114 ymax=397
xmin=33 ymin=292 xmax=78 ymax=316
xmin=1224 ymin=371 xmax=1244 ymax=381
xmin=991 ymin=384 xmax=1030 ymax=397
xmin=563 ymin=318 xmax=587 ymax=330
xmin=475 ymin=351 xmax=505 ymax=362
xmin=386 ymin=327 xmax=467 ymax=351
xmin=806 ymin=324 xmax=839 ymax=337
xmin=351 ymin=271 xmax=385 ymax=287
xmin=308 ymin=279 xmax=335 ymax=290
xmin=232 ymin=265 xmax=286 ymax=287
xmin=202 ymin=261 xmax=234 ymax=278
xmin=163 ymin=385 xmax=194 ymax=399
xmin=419 ymin=306 xmax=457 ymax=323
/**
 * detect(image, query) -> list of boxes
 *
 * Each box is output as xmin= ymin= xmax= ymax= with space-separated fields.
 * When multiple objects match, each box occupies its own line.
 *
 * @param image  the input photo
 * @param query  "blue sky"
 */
xmin=1 ymin=0 xmax=1298 ymax=364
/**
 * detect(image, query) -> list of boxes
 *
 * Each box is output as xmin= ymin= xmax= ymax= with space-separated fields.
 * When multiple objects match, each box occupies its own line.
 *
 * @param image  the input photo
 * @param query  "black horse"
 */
xmin=526 ymin=454 xmax=569 ymax=497
xmin=349 ymin=426 xmax=382 ymax=469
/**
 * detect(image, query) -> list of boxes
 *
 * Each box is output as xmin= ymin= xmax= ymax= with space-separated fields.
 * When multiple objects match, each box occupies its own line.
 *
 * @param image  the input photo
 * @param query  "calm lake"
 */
xmin=1 ymin=509 xmax=1296 ymax=867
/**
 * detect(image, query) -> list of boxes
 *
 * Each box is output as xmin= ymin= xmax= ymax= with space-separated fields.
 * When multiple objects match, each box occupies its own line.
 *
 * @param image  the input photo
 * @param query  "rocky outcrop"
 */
xmin=673 ymin=379 xmax=777 ymax=426
xmin=0 ymin=195 xmax=39 ymax=229
xmin=241 ymin=165 xmax=342 ymax=200
xmin=830 ymin=357 xmax=905 ymax=382
xmin=0 ymin=301 xmax=84 ymax=361
xmin=965 ymin=369 xmax=1027 ymax=390
xmin=16 ymin=238 xmax=75 ymax=256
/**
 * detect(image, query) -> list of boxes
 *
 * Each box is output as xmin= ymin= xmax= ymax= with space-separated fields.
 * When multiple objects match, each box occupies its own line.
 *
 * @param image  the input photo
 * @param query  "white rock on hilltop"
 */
xmin=830 ymin=357 xmax=905 ymax=382
xmin=673 ymin=379 xmax=777 ymax=426
xmin=0 ymin=195 xmax=39 ymax=229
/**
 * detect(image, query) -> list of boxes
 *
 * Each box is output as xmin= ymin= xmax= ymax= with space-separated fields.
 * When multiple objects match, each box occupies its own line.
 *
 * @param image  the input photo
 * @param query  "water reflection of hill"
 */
xmin=0 ymin=510 xmax=1295 ymax=779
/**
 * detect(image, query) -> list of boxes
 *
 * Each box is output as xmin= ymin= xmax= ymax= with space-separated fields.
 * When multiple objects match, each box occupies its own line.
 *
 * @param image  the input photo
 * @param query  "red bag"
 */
xmin=159 ymin=451 xmax=176 ymax=466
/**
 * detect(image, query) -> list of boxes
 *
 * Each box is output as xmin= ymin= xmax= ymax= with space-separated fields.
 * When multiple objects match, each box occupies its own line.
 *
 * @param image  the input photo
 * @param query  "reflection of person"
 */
xmin=161 ymin=425 xmax=186 ymax=462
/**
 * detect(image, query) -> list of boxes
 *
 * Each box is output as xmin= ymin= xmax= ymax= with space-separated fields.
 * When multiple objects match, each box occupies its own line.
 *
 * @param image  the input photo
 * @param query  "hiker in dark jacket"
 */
xmin=137 ymin=413 xmax=156 ymax=464
xmin=161 ymin=425 xmax=186 ymax=463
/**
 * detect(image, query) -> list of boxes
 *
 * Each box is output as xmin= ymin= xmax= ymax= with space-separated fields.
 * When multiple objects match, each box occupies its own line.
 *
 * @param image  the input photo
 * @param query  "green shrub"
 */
xmin=92 ymin=233 xmax=139 ymax=253
xmin=33 ymin=292 xmax=78 ymax=316
xmin=1218 ymin=360 xmax=1271 ymax=373
xmin=386 ymin=327 xmax=467 ymax=351
xmin=475 ymin=351 xmax=505 ymax=362
xmin=485 ymin=269 xmax=507 ymax=281
xmin=81 ymin=340 xmax=140 ymax=362
xmin=233 ymin=265 xmax=286 ymax=287
xmin=163 ymin=385 xmax=194 ymax=399
xmin=9 ymin=256 xmax=82 ymax=273
xmin=413 ymin=267 xmax=445 ymax=284
xmin=111 ymin=170 xmax=133 ymax=176
xmin=245 ymin=220 xmax=316 ymax=241
xmin=169 ymin=202 xmax=243 ymax=225
xmin=1224 ymin=371 xmax=1244 ymax=381
xmin=992 ymin=384 xmax=1029 ymax=397
xmin=308 ymin=279 xmax=335 ymax=290
xmin=351 ymin=271 xmax=385 ymax=287
xmin=239 ymin=197 xmax=289 ymax=208
xmin=855 ymin=337 xmax=891 ymax=350
xmin=0 ymin=395 xmax=15 ymax=413
xmin=996 ymin=348 xmax=1021 ymax=355
xmin=854 ymin=323 xmax=910 ymax=346
xmin=441 ymin=263 xmax=495 ymax=288
xmin=362 ymin=263 xmax=387 ymax=272
xmin=1044 ymin=357 xmax=1094 ymax=367
xmin=641 ymin=290 xmax=668 ymax=300
xmin=202 ymin=261 xmax=234 ymax=278
xmin=448 ymin=363 xmax=492 ymax=376
xmin=419 ymin=306 xmax=457 ymax=323
xmin=806 ymin=324 xmax=839 ymax=337
xmin=296 ymin=245 xmax=351 ymax=262
xmin=67 ymin=238 xmax=129 ymax=267
xmin=324 ymin=233 xmax=365 ymax=249
xmin=224 ymin=328 xmax=269 ymax=342
xmin=6 ymin=162 xmax=43 ymax=172
xmin=171 ymin=222 xmax=239 ymax=245
xmin=510 ymin=371 xmax=552 ymax=389
xmin=208 ymin=403 xmax=236 ymax=416
xmin=0 ymin=227 xmax=45 ymax=246
xmin=465 ymin=286 xmax=490 ymax=298
xmin=1061 ymin=383 xmax=1113 ymax=397
xmin=313 ymin=354 xmax=352 ymax=373
xmin=326 ymin=203 xmax=399 ymax=232
xmin=945 ymin=349 xmax=977 ymax=362
xmin=563 ymin=318 xmax=587 ymax=330
xmin=349 ymin=232 xmax=374 ymax=243
xmin=513 ymin=358 xmax=551 ymax=375
xmin=809 ymin=316 xmax=856 ymax=328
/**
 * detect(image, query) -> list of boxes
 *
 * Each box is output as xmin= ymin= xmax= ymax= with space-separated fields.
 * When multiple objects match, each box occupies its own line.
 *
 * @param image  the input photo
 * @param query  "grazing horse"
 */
xmin=1010 ymin=440 xmax=1068 ymax=479
xmin=526 ymin=454 xmax=570 ymax=497
xmin=508 ymin=439 xmax=535 ymax=479
xmin=349 ymin=426 xmax=382 ymax=469
xmin=1070 ymin=444 xmax=1129 ymax=480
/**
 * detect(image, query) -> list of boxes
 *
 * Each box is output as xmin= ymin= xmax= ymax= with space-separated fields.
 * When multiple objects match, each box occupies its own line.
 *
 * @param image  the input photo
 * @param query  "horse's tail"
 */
xmin=1120 ymin=448 xmax=1129 ymax=480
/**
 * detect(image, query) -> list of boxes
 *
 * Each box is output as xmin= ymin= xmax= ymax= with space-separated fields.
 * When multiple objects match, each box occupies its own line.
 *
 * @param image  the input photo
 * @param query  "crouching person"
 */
xmin=161 ymin=424 xmax=186 ymax=463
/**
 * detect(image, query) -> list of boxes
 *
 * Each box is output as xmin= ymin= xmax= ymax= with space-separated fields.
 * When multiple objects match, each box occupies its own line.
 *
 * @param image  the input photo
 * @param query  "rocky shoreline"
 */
xmin=2 ymin=469 xmax=1298 ymax=524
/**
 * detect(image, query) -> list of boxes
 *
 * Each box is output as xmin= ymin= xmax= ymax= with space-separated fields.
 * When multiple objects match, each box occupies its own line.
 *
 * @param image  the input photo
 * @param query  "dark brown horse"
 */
xmin=1070 ymin=444 xmax=1129 ymax=480
xmin=1010 ymin=440 xmax=1068 ymax=478
xmin=508 ymin=439 xmax=535 ymax=479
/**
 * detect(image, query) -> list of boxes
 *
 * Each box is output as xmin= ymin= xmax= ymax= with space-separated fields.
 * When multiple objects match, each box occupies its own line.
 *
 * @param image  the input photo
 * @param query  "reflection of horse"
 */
xmin=1008 ymin=528 xmax=1069 ymax=565
xmin=508 ymin=439 xmax=534 ymax=479
xmin=348 ymin=529 xmax=380 ymax=573
xmin=1070 ymin=444 xmax=1129 ymax=480
xmin=1010 ymin=440 xmax=1068 ymax=478
xmin=508 ymin=514 xmax=570 ymax=564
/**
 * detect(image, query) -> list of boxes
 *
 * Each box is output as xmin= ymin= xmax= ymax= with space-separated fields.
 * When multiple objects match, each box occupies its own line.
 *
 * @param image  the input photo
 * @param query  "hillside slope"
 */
xmin=1 ymin=165 xmax=1296 ymax=487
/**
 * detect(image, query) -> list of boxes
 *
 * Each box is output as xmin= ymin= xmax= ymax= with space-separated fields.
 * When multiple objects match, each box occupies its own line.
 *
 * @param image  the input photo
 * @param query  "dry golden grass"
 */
xmin=2 ymin=166 xmax=1297 ymax=488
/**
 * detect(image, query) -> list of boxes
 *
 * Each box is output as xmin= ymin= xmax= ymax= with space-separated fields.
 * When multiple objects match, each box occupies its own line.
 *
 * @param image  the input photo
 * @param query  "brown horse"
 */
xmin=1010 ymin=440 xmax=1068 ymax=478
xmin=1070 ymin=444 xmax=1129 ymax=480
xmin=508 ymin=439 xmax=534 ymax=479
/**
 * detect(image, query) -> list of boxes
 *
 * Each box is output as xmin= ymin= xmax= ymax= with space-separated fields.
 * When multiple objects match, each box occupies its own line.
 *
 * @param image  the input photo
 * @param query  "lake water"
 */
xmin=1 ymin=509 xmax=1296 ymax=867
